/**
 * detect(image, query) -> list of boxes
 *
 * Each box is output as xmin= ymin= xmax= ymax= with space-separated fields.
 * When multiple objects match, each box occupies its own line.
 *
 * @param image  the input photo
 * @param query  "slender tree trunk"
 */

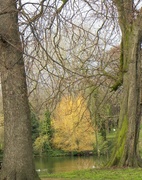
xmin=0 ymin=1 xmax=40 ymax=179
xmin=107 ymin=2 xmax=142 ymax=166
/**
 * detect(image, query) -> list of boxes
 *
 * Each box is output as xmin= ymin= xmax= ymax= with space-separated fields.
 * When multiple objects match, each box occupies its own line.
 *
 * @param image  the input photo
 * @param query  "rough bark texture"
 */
xmin=107 ymin=1 xmax=142 ymax=167
xmin=0 ymin=0 xmax=40 ymax=179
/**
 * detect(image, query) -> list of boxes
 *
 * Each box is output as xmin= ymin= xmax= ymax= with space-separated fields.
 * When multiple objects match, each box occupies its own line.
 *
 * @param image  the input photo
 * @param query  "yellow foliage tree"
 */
xmin=52 ymin=95 xmax=95 ymax=152
xmin=33 ymin=134 xmax=48 ymax=155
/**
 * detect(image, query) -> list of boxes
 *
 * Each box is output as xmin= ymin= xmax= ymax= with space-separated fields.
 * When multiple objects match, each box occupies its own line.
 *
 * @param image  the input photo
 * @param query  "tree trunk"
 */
xmin=107 ymin=17 xmax=142 ymax=167
xmin=0 ymin=1 xmax=40 ymax=179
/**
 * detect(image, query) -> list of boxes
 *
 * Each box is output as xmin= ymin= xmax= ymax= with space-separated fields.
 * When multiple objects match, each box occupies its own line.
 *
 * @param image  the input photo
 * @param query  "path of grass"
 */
xmin=40 ymin=168 xmax=142 ymax=180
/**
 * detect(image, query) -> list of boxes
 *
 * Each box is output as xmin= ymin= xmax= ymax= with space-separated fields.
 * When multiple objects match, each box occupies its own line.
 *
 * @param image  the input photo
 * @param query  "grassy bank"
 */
xmin=40 ymin=168 xmax=142 ymax=180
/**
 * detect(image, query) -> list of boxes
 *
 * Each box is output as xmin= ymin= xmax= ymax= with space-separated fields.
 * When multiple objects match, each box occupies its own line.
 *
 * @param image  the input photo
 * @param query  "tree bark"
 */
xmin=0 ymin=1 xmax=40 ymax=179
xmin=107 ymin=1 xmax=142 ymax=167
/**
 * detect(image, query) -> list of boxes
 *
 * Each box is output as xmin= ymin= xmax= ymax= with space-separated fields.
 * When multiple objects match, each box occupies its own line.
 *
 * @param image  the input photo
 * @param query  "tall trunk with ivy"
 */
xmin=44 ymin=110 xmax=53 ymax=148
xmin=107 ymin=1 xmax=142 ymax=167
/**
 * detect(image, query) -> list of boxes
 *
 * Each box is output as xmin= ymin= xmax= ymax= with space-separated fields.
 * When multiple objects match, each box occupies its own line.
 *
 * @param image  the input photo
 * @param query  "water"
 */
xmin=34 ymin=155 xmax=105 ymax=174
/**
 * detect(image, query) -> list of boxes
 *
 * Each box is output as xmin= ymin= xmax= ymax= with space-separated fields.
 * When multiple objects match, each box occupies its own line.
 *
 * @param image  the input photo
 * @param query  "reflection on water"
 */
xmin=34 ymin=156 xmax=105 ymax=174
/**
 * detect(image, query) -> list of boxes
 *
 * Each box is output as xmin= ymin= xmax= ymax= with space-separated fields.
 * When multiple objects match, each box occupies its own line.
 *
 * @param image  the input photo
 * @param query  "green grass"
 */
xmin=39 ymin=168 xmax=142 ymax=180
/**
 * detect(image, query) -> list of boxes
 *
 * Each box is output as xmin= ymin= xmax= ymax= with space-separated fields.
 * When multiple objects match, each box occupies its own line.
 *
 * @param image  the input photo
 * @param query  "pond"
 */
xmin=34 ymin=155 xmax=106 ymax=174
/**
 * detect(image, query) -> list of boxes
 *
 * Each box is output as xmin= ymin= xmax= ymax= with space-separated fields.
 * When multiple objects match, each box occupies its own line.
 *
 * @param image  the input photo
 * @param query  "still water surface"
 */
xmin=34 ymin=156 xmax=105 ymax=174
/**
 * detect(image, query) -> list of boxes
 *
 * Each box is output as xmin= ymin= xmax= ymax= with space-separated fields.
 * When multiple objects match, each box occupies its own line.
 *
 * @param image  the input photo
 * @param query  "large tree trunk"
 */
xmin=107 ymin=30 xmax=142 ymax=167
xmin=0 ymin=1 xmax=40 ymax=179
xmin=107 ymin=1 xmax=142 ymax=167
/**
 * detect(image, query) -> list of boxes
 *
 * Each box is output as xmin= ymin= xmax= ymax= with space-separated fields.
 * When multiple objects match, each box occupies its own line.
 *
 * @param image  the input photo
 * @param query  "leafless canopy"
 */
xmin=16 ymin=0 xmax=141 ymax=111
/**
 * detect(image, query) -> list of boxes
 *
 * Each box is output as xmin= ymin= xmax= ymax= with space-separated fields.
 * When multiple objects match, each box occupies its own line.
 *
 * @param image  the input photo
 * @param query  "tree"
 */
xmin=107 ymin=1 xmax=142 ymax=167
xmin=33 ymin=110 xmax=53 ymax=155
xmin=0 ymin=1 xmax=40 ymax=179
xmin=31 ymin=111 xmax=40 ymax=143
xmin=52 ymin=95 xmax=95 ymax=152
xmin=40 ymin=110 xmax=53 ymax=139
xmin=0 ymin=114 xmax=4 ymax=153
xmin=33 ymin=134 xmax=49 ymax=155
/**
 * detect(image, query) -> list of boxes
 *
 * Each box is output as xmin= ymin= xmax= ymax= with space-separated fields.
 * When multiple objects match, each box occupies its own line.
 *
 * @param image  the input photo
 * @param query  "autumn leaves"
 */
xmin=52 ymin=95 xmax=95 ymax=152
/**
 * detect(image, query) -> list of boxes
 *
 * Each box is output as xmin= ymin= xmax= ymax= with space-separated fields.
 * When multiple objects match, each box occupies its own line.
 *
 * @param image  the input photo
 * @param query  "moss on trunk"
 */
xmin=107 ymin=25 xmax=142 ymax=167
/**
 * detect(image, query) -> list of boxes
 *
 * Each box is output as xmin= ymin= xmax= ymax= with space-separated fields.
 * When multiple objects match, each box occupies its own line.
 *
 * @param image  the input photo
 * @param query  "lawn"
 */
xmin=40 ymin=168 xmax=142 ymax=180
